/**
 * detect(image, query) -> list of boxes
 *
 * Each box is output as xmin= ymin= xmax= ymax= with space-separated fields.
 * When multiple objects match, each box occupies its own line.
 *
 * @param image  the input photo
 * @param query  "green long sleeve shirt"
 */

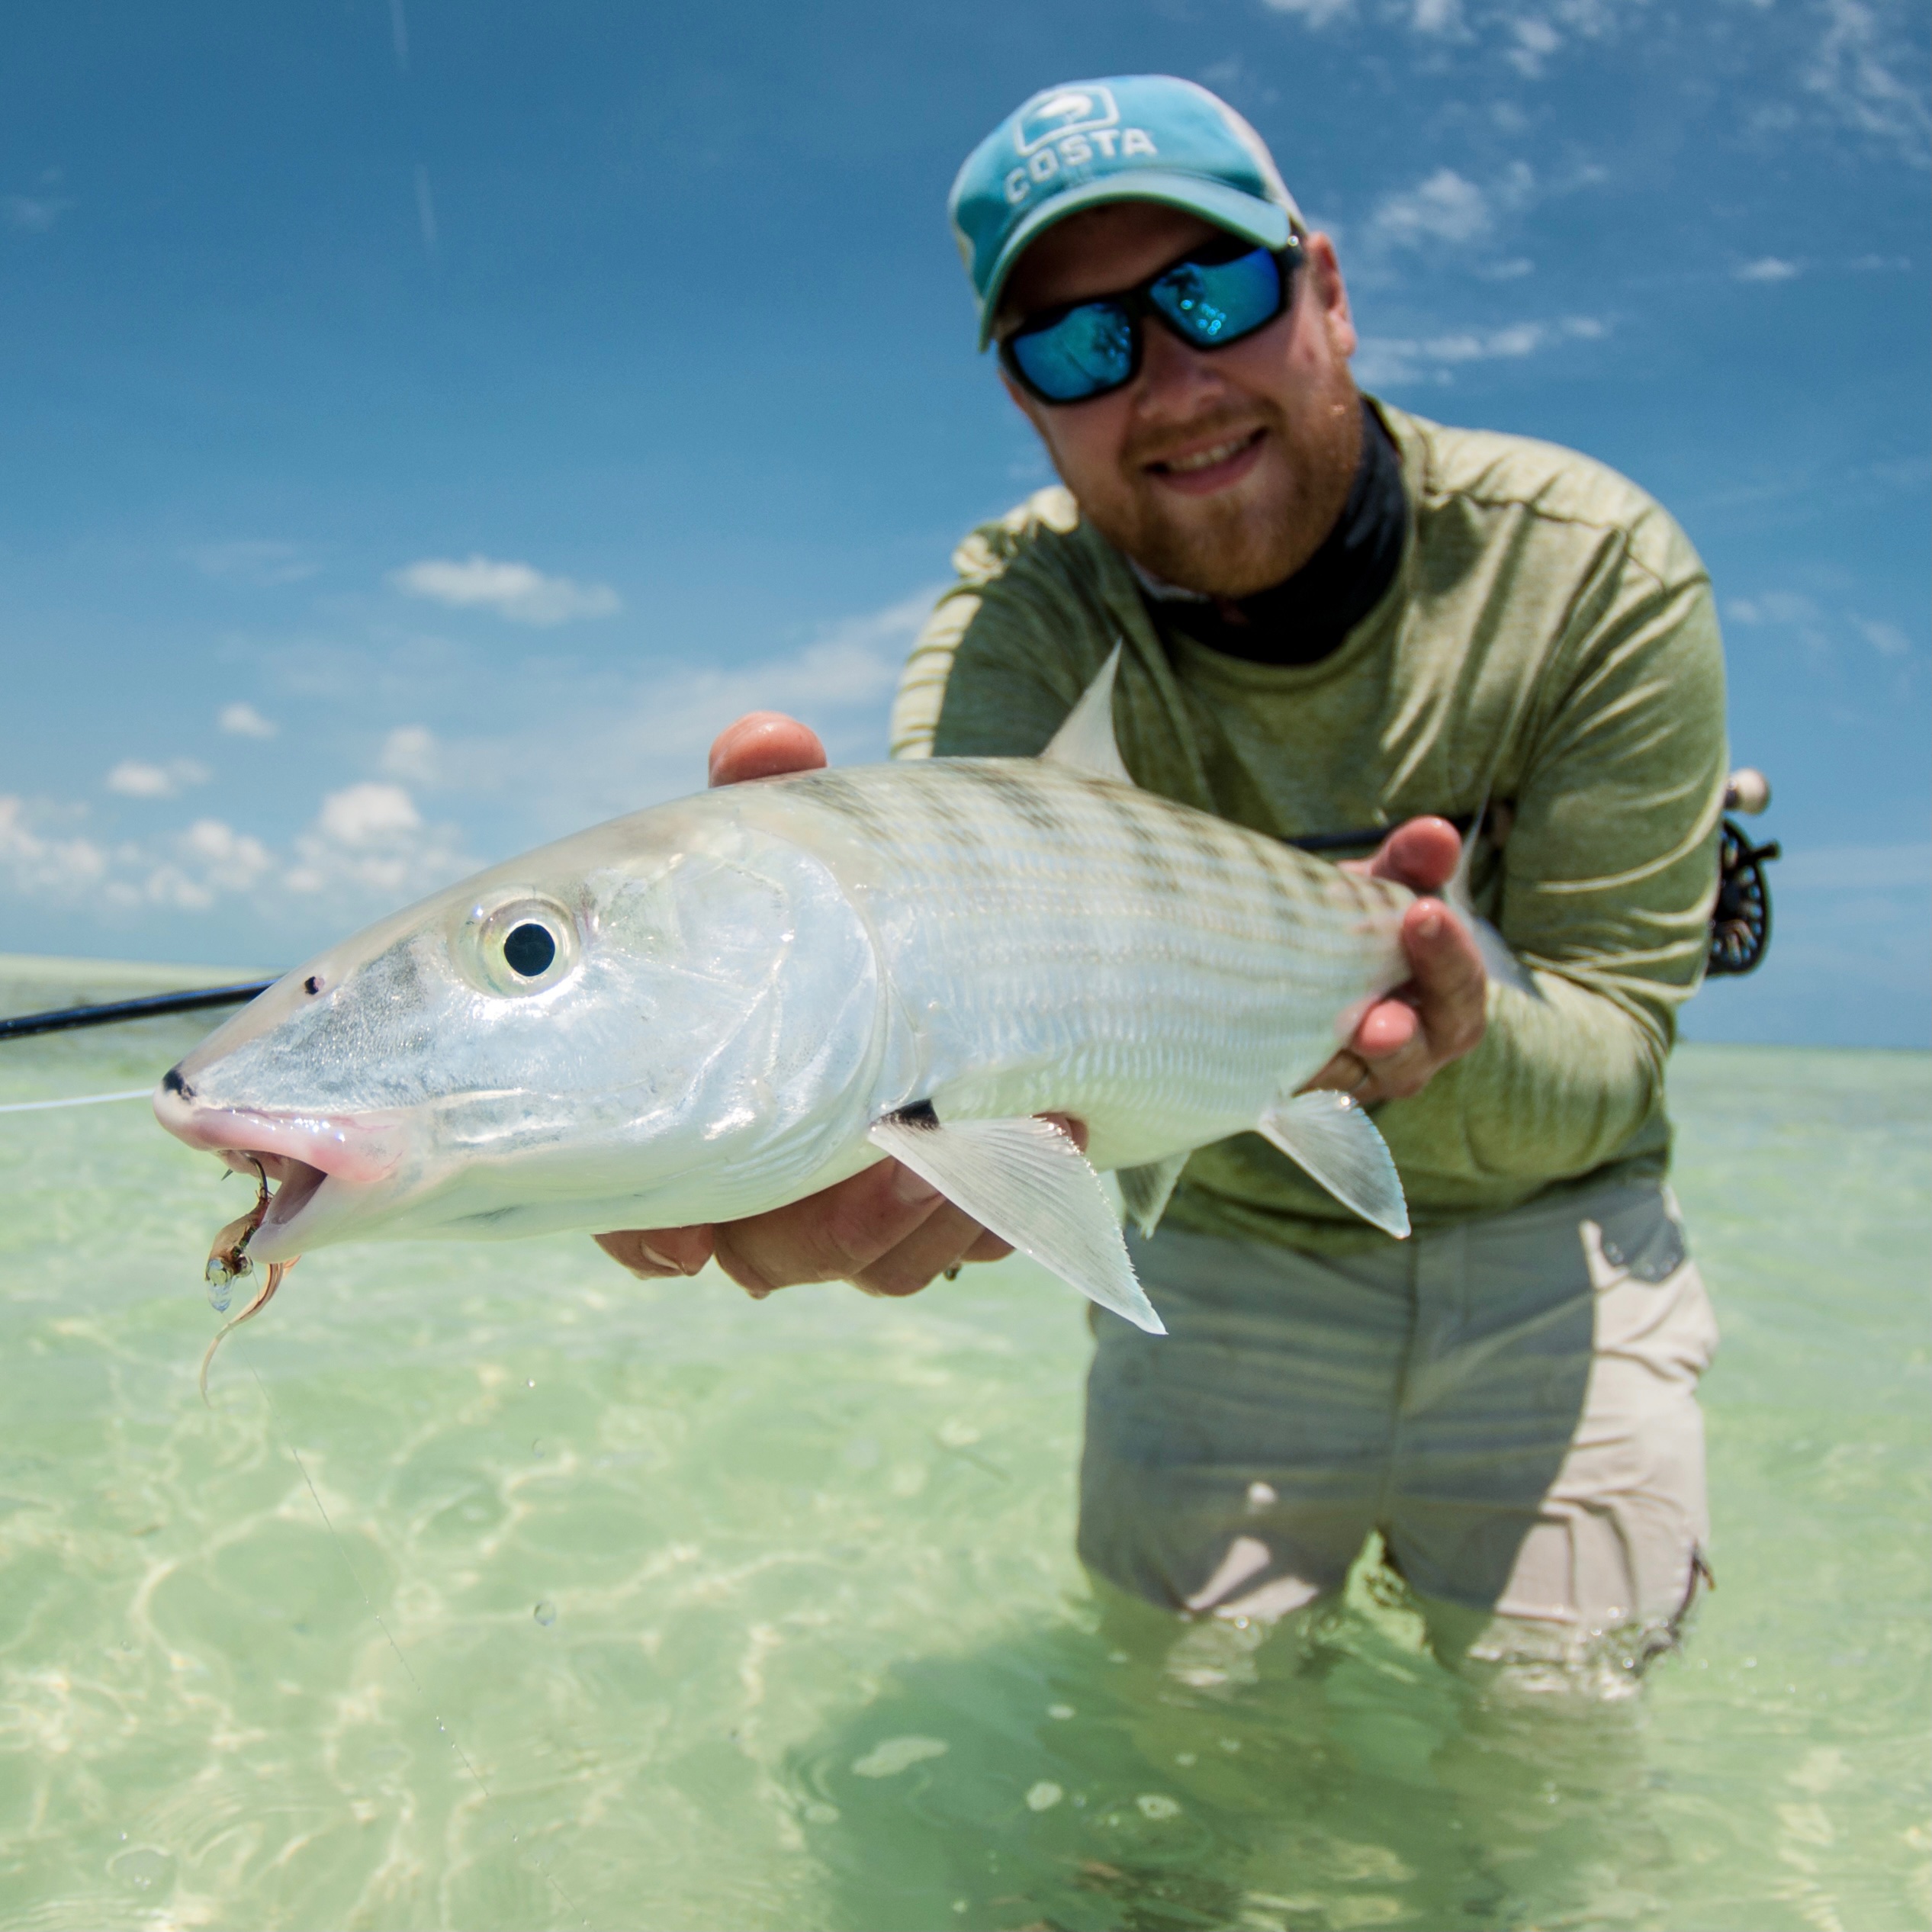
xmin=888 ymin=400 xmax=1728 ymax=1255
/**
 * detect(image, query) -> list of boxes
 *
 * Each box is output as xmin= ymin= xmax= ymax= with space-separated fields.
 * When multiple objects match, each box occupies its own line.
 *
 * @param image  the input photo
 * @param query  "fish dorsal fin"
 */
xmin=1117 ymin=1152 xmax=1188 ymax=1238
xmin=1445 ymin=808 xmax=1536 ymax=997
xmin=1040 ymin=644 xmax=1134 ymax=786
xmin=1256 ymin=1090 xmax=1410 ymax=1239
xmin=868 ymin=1108 xmax=1165 ymax=1334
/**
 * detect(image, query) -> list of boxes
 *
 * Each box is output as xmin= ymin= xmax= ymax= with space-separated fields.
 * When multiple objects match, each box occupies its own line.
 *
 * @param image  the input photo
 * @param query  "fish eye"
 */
xmin=455 ymin=892 xmax=580 ymax=998
xmin=503 ymin=922 xmax=556 ymax=979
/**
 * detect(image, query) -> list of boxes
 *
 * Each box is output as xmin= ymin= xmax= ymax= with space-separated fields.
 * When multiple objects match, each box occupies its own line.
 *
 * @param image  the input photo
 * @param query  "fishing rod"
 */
xmin=0 ymin=979 xmax=277 ymax=1042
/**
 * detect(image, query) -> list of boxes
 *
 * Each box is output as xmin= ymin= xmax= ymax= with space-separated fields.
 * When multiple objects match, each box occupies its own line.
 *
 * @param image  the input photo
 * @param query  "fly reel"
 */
xmin=1708 ymin=768 xmax=1779 ymax=977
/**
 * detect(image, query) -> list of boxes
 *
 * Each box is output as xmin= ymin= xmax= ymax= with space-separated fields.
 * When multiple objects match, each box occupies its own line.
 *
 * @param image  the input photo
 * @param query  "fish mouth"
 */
xmin=237 ymin=1151 xmax=330 ymax=1245
xmin=153 ymin=1076 xmax=407 ymax=1260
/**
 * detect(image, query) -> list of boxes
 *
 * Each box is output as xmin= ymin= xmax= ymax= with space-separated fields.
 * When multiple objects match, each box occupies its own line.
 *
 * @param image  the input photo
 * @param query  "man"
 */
xmin=600 ymin=76 xmax=1725 ymax=1690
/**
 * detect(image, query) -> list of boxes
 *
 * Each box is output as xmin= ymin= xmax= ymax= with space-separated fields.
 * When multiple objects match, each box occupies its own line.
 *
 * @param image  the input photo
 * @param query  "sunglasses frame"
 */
xmin=998 ymin=233 xmax=1305 ymax=407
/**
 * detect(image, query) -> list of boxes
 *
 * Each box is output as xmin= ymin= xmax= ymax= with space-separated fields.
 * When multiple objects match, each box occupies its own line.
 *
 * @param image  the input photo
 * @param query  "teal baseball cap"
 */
xmin=949 ymin=76 xmax=1305 ymax=349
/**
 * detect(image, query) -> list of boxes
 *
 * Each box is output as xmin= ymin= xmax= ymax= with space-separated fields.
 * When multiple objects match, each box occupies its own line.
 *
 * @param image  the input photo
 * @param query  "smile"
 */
xmin=1145 ymin=426 xmax=1267 ymax=492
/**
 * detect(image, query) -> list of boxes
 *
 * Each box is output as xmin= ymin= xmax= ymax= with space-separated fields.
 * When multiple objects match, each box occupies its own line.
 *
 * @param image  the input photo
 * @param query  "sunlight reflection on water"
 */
xmin=0 ymin=957 xmax=1925 ymax=1930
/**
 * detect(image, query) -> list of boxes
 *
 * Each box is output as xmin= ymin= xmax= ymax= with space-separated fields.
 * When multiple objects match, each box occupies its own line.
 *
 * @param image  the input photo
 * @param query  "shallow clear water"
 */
xmin=0 ymin=955 xmax=1926 ymax=1932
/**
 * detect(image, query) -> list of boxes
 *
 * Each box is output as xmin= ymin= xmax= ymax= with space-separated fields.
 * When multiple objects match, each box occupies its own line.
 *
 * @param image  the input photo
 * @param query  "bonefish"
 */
xmin=157 ymin=651 xmax=1472 ymax=1356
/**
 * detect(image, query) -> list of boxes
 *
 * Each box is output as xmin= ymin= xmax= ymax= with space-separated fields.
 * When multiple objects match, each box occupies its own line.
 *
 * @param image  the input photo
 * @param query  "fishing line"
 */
xmin=233 ymin=1344 xmax=588 ymax=1927
xmin=0 ymin=1088 xmax=153 ymax=1114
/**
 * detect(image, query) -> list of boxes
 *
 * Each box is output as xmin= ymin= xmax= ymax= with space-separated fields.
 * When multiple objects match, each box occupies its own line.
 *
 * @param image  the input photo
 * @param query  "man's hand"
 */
xmin=1301 ymin=816 xmax=1489 ymax=1105
xmin=596 ymin=712 xmax=1055 ymax=1301
xmin=593 ymin=1163 xmax=1017 ymax=1299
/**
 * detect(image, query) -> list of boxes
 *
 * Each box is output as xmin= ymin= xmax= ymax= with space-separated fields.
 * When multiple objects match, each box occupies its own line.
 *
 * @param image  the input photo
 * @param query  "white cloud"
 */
xmin=286 ymin=783 xmax=473 ymax=902
xmin=0 ymin=797 xmax=108 ymax=896
xmin=391 ymin=555 xmax=621 ymax=625
xmin=106 ymin=757 xmax=212 ymax=799
xmin=1725 ymin=591 xmax=1821 ymax=625
xmin=189 ymin=540 xmax=320 ymax=587
xmin=1721 ymin=593 xmax=1915 ymax=661
xmin=219 ymin=702 xmax=279 ymax=738
xmin=1368 ymin=162 xmax=1535 ymax=256
xmin=317 ymin=782 xmax=421 ymax=847
xmin=5 ymin=586 xmax=931 ymax=939
xmin=1255 ymin=0 xmax=1926 ymax=149
xmin=1804 ymin=0 xmax=1931 ymax=162
xmin=1737 ymin=257 xmax=1801 ymax=282
xmin=1506 ymin=15 xmax=1563 ymax=76
xmin=1259 ymin=0 xmax=1354 ymax=23
xmin=1371 ymin=169 xmax=1495 ymax=248
xmin=379 ymin=725 xmax=441 ymax=784
xmin=2 ymin=192 xmax=70 ymax=233
xmin=535 ymin=589 xmax=937 ymax=827
xmin=1858 ymin=618 xmax=1914 ymax=657
xmin=137 ymin=820 xmax=275 ymax=911
xmin=3 ymin=771 xmax=472 ymax=924
xmin=1355 ymin=314 xmax=1606 ymax=384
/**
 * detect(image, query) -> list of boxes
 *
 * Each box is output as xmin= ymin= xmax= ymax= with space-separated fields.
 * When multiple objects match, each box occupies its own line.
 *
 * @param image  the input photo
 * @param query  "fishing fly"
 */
xmin=198 ymin=1156 xmax=298 ymax=1400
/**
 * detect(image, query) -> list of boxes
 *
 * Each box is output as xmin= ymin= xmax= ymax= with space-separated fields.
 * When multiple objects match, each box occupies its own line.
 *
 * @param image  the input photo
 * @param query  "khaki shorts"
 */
xmin=1079 ymin=1176 xmax=1718 ymax=1678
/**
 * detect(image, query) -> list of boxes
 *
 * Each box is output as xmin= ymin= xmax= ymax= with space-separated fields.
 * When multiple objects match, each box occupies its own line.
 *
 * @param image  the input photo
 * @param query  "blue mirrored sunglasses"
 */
xmin=999 ymin=236 xmax=1302 ymax=406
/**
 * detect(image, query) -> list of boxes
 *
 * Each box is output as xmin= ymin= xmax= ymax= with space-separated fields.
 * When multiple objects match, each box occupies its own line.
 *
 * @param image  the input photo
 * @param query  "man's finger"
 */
xmin=853 ymin=1201 xmax=991 ymax=1297
xmin=1364 ymin=815 xmax=1462 ymax=894
xmin=710 ymin=1156 xmax=947 ymax=1296
xmin=709 ymin=712 xmax=828 ymax=788
xmin=594 ymin=1225 xmax=715 ymax=1278
xmin=1400 ymin=898 xmax=1488 ymax=1053
xmin=1352 ymin=996 xmax=1422 ymax=1060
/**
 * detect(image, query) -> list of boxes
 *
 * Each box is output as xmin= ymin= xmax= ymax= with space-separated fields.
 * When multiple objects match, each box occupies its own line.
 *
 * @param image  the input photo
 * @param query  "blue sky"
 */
xmin=2 ymin=0 xmax=1926 ymax=1044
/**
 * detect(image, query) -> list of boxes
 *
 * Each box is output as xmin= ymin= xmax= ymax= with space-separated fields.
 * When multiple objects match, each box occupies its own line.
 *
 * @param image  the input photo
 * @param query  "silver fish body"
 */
xmin=156 ymin=683 xmax=1419 ymax=1328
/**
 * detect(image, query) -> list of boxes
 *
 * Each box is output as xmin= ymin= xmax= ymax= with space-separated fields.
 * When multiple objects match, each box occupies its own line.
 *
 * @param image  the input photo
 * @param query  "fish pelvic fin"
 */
xmin=868 ymin=1109 xmax=1165 ymax=1334
xmin=1040 ymin=643 xmax=1135 ymax=787
xmin=1117 ymin=1152 xmax=1188 ymax=1238
xmin=1257 ymin=1091 xmax=1410 ymax=1240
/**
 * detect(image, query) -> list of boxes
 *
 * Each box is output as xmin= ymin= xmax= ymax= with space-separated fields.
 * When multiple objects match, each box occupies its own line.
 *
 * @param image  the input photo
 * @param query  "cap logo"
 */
xmin=1014 ymin=86 xmax=1119 ymax=156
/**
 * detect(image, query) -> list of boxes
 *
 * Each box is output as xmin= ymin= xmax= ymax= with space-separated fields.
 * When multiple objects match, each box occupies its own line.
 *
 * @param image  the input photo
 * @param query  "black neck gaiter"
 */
xmin=1137 ymin=398 xmax=1407 ymax=668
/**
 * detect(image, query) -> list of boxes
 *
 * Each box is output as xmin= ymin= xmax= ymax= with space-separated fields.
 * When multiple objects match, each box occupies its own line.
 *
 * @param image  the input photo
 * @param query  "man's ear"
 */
xmin=1304 ymin=232 xmax=1358 ymax=360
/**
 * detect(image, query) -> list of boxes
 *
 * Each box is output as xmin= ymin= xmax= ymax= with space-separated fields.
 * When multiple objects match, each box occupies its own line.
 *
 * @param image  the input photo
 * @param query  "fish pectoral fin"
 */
xmin=1117 ymin=1152 xmax=1188 ymax=1238
xmin=867 ymin=1110 xmax=1165 ymax=1334
xmin=1256 ymin=1091 xmax=1411 ymax=1239
xmin=1040 ymin=643 xmax=1136 ymax=787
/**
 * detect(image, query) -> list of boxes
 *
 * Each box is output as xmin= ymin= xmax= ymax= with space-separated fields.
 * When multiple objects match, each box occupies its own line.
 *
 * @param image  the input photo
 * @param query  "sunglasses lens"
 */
xmin=1008 ymin=301 xmax=1136 ymax=403
xmin=1150 ymin=247 xmax=1284 ymax=348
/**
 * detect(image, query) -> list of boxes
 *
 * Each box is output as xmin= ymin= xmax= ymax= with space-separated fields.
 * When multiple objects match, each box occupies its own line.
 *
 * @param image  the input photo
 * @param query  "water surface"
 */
xmin=0 ymin=956 xmax=1925 ymax=1930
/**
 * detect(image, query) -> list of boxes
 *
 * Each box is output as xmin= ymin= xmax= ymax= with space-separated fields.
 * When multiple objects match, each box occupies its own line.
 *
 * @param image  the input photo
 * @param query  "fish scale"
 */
xmin=757 ymin=757 xmax=1413 ymax=1172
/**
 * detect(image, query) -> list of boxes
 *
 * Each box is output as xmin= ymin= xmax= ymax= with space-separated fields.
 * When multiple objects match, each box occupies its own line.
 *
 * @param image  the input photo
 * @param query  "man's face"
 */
xmin=998 ymin=202 xmax=1363 ymax=600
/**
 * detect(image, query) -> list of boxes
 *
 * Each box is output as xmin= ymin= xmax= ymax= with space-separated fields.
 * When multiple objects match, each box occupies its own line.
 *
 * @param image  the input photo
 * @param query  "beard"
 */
xmin=1078 ymin=372 xmax=1362 ymax=600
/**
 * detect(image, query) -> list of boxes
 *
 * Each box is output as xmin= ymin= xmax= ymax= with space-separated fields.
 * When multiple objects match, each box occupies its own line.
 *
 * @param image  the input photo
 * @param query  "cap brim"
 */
xmin=976 ymin=174 xmax=1294 ymax=349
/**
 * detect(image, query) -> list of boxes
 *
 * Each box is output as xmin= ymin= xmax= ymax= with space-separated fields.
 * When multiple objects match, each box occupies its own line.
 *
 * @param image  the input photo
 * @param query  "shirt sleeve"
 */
xmin=1377 ymin=540 xmax=1728 ymax=1196
xmin=891 ymin=492 xmax=1116 ymax=762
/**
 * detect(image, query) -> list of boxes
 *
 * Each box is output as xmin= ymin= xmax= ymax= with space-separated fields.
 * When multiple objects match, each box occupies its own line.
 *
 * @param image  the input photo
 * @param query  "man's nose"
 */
xmin=1132 ymin=317 xmax=1232 ymax=417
